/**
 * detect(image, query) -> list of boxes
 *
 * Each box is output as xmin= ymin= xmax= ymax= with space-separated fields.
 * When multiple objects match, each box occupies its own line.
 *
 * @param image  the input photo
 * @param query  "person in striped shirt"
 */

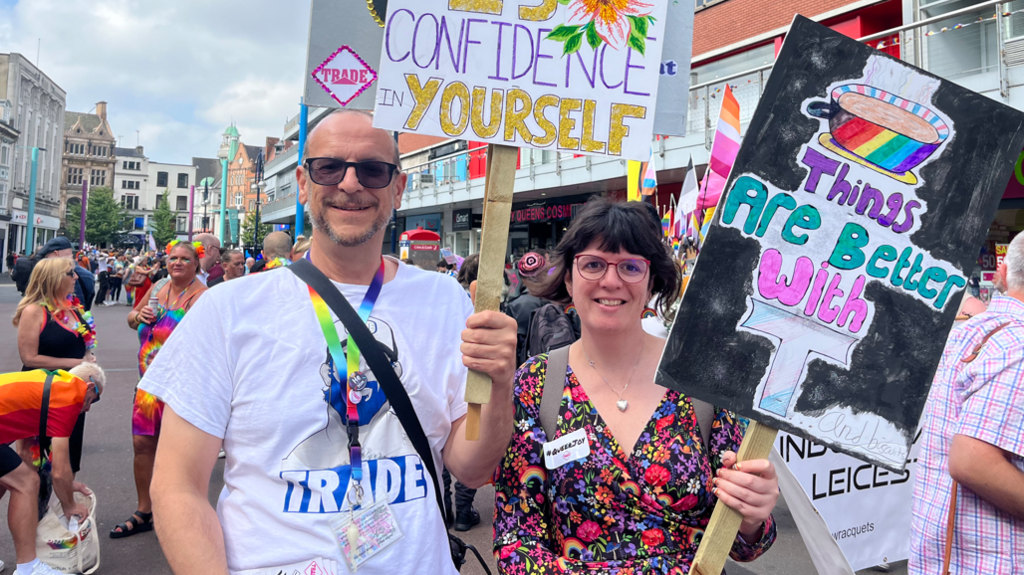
xmin=909 ymin=233 xmax=1024 ymax=574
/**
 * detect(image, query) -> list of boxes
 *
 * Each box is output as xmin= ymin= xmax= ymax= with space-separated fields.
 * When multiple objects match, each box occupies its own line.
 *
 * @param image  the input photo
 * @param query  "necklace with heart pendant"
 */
xmin=581 ymin=339 xmax=645 ymax=412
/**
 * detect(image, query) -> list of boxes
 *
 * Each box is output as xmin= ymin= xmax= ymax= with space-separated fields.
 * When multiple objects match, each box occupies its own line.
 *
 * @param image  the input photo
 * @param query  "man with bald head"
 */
xmin=248 ymin=231 xmax=294 ymax=274
xmin=194 ymin=232 xmax=222 ymax=286
xmin=143 ymin=109 xmax=517 ymax=575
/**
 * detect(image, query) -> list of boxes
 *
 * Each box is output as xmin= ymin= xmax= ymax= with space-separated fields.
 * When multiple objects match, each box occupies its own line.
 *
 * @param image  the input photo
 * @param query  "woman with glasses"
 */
xmin=114 ymin=240 xmax=207 ymax=539
xmin=13 ymin=258 xmax=98 ymax=485
xmin=492 ymin=199 xmax=778 ymax=574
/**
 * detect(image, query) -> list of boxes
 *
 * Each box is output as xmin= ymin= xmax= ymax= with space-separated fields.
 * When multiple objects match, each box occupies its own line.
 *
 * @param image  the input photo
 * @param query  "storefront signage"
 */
xmin=11 ymin=210 xmax=59 ymax=229
xmin=510 ymin=201 xmax=583 ymax=224
xmin=657 ymin=17 xmax=1024 ymax=470
xmin=372 ymin=0 xmax=670 ymax=161
xmin=406 ymin=213 xmax=443 ymax=233
xmin=452 ymin=208 xmax=480 ymax=231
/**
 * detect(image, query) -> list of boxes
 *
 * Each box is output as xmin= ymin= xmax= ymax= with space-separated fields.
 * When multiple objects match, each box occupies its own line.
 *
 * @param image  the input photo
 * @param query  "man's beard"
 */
xmin=311 ymin=196 xmax=391 ymax=248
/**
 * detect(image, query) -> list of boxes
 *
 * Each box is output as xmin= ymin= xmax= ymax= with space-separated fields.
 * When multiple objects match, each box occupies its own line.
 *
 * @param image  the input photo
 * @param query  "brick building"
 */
xmin=62 ymin=101 xmax=116 ymax=227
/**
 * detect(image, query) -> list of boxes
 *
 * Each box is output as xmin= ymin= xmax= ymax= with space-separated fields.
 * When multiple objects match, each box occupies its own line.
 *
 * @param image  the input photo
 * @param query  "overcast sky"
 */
xmin=0 ymin=0 xmax=309 ymax=165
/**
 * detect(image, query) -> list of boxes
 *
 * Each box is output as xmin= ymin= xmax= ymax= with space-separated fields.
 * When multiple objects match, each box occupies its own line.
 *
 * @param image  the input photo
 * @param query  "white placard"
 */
xmin=778 ymin=430 xmax=921 ymax=570
xmin=373 ymin=0 xmax=670 ymax=161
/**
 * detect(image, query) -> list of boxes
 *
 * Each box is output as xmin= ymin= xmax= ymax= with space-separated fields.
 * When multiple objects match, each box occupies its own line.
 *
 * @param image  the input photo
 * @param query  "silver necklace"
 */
xmin=581 ymin=338 xmax=645 ymax=412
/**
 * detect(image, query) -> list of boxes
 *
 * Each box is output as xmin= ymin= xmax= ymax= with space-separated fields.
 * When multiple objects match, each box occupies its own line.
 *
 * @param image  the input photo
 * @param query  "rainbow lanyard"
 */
xmin=307 ymin=256 xmax=385 ymax=508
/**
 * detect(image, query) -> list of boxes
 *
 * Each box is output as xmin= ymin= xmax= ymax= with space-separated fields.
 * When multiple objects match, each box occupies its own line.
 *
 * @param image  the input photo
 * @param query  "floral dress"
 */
xmin=493 ymin=355 xmax=776 ymax=574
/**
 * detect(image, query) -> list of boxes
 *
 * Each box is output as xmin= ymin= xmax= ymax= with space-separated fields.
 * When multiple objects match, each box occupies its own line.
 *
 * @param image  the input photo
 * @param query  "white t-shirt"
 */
xmin=139 ymin=258 xmax=473 ymax=574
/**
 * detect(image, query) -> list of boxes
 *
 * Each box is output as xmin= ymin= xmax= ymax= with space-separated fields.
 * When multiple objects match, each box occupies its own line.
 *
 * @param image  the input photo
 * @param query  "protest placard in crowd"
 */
xmin=657 ymin=16 xmax=1024 ymax=470
xmin=371 ymin=0 xmax=671 ymax=161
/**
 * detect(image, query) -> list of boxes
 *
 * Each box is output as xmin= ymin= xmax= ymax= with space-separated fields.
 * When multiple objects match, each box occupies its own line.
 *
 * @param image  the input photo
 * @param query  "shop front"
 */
xmin=10 ymin=210 xmax=60 ymax=255
xmin=508 ymin=193 xmax=592 ymax=260
xmin=449 ymin=208 xmax=481 ymax=257
xmin=976 ymin=159 xmax=1024 ymax=302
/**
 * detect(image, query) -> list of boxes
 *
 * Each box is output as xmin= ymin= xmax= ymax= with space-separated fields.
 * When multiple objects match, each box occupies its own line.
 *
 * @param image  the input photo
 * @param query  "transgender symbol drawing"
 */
xmin=740 ymin=298 xmax=859 ymax=417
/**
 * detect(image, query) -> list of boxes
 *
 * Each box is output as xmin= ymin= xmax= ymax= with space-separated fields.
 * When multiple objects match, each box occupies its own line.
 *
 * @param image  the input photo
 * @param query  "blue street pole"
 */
xmin=295 ymin=99 xmax=308 ymax=238
xmin=26 ymin=147 xmax=40 ymax=254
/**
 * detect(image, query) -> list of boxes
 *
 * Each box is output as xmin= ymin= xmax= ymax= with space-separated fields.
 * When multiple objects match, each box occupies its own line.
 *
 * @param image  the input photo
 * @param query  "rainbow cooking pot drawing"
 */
xmin=807 ymin=84 xmax=949 ymax=185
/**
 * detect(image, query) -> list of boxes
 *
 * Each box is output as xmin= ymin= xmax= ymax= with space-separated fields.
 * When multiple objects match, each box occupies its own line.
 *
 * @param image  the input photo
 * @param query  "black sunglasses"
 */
xmin=303 ymin=157 xmax=398 ymax=189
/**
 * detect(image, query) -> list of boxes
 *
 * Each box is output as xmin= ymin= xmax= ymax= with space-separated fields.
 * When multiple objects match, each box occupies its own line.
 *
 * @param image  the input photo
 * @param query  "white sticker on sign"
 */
xmin=543 ymin=428 xmax=590 ymax=470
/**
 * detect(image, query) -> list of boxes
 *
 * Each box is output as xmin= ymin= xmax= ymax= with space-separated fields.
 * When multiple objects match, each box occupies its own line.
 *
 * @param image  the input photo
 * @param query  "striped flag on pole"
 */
xmin=627 ymin=146 xmax=658 ymax=202
xmin=697 ymin=84 xmax=741 ymax=212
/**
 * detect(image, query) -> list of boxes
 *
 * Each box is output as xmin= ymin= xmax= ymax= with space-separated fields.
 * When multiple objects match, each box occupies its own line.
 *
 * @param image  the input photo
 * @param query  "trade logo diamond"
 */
xmin=311 ymin=45 xmax=377 ymax=107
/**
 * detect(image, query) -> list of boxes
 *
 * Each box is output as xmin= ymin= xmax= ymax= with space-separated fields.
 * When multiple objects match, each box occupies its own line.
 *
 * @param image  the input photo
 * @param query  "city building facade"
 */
xmin=112 ymin=145 xmax=150 ymax=245
xmin=0 ymin=52 xmax=66 ymax=257
xmin=62 ymin=101 xmax=116 ymax=233
xmin=0 ymin=99 xmax=19 ymax=272
xmin=261 ymin=0 xmax=1024 ymax=268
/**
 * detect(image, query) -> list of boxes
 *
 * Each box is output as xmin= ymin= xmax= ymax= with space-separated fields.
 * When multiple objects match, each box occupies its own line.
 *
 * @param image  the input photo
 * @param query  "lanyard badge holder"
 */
xmin=307 ymin=257 xmax=402 ymax=571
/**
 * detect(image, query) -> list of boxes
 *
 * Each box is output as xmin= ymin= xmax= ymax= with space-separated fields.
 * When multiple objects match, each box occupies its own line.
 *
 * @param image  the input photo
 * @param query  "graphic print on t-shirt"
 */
xmin=280 ymin=315 xmax=431 ymax=514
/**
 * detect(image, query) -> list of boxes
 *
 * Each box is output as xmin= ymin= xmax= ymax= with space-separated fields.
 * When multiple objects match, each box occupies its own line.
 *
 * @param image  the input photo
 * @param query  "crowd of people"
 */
xmin=0 ymin=107 xmax=1017 ymax=575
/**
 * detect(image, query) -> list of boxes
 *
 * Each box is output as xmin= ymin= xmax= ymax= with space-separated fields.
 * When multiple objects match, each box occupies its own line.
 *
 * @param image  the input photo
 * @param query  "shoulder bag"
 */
xmin=288 ymin=259 xmax=492 ymax=574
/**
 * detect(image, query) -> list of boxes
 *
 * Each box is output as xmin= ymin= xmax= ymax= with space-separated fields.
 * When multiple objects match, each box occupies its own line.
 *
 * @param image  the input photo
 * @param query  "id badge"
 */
xmin=329 ymin=498 xmax=403 ymax=571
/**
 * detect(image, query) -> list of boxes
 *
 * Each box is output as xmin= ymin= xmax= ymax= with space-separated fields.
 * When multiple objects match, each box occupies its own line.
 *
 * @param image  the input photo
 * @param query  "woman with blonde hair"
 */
xmin=14 ymin=258 xmax=96 ymax=371
xmin=13 ymin=257 xmax=98 ymax=490
xmin=113 ymin=240 xmax=207 ymax=539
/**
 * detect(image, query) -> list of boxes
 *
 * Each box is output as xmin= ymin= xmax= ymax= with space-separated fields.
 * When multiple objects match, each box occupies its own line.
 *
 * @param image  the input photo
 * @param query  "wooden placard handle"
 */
xmin=464 ymin=144 xmax=519 ymax=440
xmin=689 ymin=421 xmax=779 ymax=575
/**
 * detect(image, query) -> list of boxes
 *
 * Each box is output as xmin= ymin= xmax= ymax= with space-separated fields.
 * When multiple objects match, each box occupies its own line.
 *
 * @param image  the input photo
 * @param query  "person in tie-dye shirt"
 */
xmin=113 ymin=240 xmax=207 ymax=539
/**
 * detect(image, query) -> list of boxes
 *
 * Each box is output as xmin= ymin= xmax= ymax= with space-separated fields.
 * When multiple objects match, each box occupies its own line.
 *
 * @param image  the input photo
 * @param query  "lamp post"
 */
xmin=24 ymin=146 xmax=46 ymax=255
xmin=187 ymin=184 xmax=195 ymax=241
xmin=80 ymin=179 xmax=88 ymax=250
xmin=295 ymin=99 xmax=307 ymax=237
xmin=203 ymin=181 xmax=209 ymax=233
xmin=251 ymin=150 xmax=265 ymax=250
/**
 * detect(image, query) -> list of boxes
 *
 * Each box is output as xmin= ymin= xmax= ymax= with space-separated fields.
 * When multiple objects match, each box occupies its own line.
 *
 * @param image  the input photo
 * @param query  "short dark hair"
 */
xmin=533 ymin=197 xmax=681 ymax=317
xmin=457 ymin=253 xmax=479 ymax=287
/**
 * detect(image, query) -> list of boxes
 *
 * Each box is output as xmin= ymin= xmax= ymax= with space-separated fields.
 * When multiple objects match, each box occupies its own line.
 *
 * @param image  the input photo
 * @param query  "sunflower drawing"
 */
xmin=546 ymin=0 xmax=656 ymax=56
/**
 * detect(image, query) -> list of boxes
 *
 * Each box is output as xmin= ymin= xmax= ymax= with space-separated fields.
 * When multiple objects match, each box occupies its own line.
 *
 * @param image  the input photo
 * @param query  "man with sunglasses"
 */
xmin=141 ymin=109 xmax=518 ymax=575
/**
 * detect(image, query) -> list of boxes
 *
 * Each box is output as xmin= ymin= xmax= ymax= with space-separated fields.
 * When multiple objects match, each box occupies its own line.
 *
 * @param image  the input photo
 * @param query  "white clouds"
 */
xmin=0 ymin=0 xmax=308 ymax=163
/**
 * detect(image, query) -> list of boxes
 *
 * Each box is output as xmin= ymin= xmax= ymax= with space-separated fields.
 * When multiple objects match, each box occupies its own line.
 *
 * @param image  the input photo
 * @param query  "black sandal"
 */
xmin=109 ymin=510 xmax=153 ymax=538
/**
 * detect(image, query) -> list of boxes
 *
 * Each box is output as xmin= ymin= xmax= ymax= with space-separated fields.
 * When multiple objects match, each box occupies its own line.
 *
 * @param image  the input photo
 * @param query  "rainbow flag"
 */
xmin=697 ymin=84 xmax=741 ymax=212
xmin=661 ymin=210 xmax=673 ymax=238
xmin=0 ymin=370 xmax=87 ymax=444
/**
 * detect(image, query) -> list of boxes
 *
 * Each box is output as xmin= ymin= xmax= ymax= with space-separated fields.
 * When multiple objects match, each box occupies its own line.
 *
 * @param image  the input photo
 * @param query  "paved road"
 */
xmin=0 ymin=274 xmax=904 ymax=574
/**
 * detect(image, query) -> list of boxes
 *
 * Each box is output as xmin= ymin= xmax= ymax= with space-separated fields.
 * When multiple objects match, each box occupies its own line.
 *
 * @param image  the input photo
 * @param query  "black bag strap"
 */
xmin=288 ymin=259 xmax=447 ymax=519
xmin=39 ymin=371 xmax=55 ymax=439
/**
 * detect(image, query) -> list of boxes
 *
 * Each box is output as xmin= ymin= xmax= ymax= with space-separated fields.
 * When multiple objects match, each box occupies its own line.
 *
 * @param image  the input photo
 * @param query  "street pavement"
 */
xmin=0 ymin=274 xmax=905 ymax=574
